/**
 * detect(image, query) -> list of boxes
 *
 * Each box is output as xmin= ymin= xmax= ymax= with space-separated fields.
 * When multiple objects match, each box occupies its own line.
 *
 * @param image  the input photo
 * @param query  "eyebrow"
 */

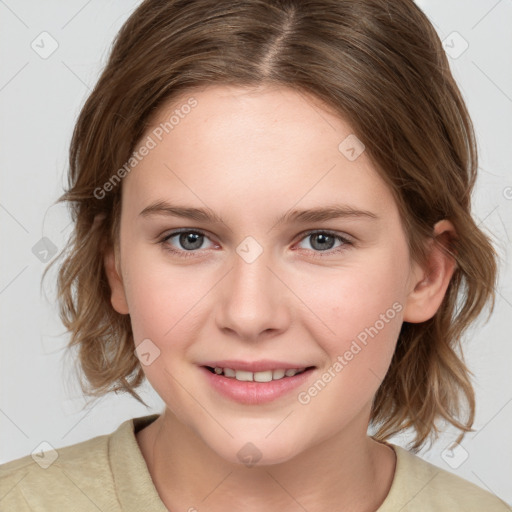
xmin=139 ymin=200 xmax=379 ymax=227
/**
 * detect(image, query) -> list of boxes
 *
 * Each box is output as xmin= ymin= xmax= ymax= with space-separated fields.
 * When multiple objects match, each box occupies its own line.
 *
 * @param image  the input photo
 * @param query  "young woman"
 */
xmin=1 ymin=1 xmax=508 ymax=510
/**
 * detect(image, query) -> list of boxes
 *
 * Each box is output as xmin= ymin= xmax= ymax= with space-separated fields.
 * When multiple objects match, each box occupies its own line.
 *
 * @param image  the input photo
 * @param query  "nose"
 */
xmin=215 ymin=247 xmax=291 ymax=342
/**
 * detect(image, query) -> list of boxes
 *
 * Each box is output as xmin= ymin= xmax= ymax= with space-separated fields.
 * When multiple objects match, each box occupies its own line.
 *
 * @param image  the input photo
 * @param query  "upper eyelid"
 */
xmin=161 ymin=228 xmax=215 ymax=243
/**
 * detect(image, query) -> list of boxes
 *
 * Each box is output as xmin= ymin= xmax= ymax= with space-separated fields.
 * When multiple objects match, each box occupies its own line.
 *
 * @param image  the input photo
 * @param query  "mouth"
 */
xmin=199 ymin=362 xmax=317 ymax=405
xmin=203 ymin=365 xmax=315 ymax=382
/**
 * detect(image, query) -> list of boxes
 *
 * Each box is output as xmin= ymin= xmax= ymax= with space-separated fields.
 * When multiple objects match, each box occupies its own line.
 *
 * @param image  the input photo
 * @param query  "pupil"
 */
xmin=180 ymin=232 xmax=202 ymax=250
xmin=311 ymin=233 xmax=334 ymax=251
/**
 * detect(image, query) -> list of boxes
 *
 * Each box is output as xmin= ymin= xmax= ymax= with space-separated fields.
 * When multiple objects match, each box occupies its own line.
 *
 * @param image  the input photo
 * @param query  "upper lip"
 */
xmin=200 ymin=360 xmax=315 ymax=372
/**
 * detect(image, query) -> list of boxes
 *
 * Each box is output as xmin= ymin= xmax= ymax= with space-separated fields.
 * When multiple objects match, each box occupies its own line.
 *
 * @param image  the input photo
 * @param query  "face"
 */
xmin=107 ymin=84 xmax=422 ymax=465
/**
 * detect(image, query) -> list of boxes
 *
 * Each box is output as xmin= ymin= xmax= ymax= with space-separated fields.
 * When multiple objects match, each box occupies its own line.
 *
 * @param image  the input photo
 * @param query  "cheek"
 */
xmin=121 ymin=245 xmax=204 ymax=346
xmin=303 ymin=247 xmax=407 ymax=378
xmin=293 ymin=256 xmax=406 ymax=423
xmin=122 ymin=254 xmax=206 ymax=403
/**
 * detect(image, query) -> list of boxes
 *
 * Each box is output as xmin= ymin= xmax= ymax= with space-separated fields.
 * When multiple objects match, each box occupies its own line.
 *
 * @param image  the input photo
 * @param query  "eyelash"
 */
xmin=158 ymin=228 xmax=353 ymax=259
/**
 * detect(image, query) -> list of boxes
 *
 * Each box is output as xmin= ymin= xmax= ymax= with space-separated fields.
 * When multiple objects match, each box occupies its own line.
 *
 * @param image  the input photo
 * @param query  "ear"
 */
xmin=402 ymin=219 xmax=457 ymax=323
xmin=104 ymin=245 xmax=130 ymax=315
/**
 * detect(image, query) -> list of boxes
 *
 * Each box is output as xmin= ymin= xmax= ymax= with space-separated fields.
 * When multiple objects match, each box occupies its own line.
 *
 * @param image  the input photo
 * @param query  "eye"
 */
xmin=158 ymin=228 xmax=353 ymax=259
xmin=159 ymin=229 xmax=216 ymax=257
xmin=295 ymin=230 xmax=353 ymax=256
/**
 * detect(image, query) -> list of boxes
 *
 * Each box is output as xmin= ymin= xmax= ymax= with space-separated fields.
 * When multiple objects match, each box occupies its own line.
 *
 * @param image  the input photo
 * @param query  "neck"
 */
xmin=136 ymin=408 xmax=396 ymax=512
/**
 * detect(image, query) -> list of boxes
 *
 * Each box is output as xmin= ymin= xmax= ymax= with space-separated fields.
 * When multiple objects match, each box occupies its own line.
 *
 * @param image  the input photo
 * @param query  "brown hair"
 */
xmin=45 ymin=0 xmax=498 ymax=452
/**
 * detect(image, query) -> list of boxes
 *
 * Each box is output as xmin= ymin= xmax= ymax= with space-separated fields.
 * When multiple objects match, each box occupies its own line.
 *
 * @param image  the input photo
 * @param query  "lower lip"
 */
xmin=199 ymin=366 xmax=315 ymax=405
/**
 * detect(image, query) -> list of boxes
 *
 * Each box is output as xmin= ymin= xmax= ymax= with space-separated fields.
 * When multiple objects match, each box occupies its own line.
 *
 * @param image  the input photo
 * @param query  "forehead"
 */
xmin=147 ymin=83 xmax=349 ymax=147
xmin=122 ymin=84 xmax=396 ymax=221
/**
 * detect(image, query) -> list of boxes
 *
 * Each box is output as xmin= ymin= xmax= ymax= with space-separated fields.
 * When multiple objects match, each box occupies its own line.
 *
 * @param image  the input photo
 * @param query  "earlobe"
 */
xmin=402 ymin=220 xmax=457 ymax=323
xmin=104 ymin=247 xmax=130 ymax=315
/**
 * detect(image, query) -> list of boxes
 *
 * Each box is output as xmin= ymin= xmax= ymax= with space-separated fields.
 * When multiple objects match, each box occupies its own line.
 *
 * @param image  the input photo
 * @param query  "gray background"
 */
xmin=1 ymin=0 xmax=511 ymax=505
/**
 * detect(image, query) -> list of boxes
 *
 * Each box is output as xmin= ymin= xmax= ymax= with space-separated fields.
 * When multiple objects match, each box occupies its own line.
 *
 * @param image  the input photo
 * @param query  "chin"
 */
xmin=207 ymin=434 xmax=302 ymax=468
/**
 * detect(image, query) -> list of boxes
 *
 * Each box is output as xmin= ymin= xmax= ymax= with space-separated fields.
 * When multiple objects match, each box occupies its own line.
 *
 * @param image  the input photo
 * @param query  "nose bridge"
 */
xmin=216 ymin=240 xmax=288 ymax=339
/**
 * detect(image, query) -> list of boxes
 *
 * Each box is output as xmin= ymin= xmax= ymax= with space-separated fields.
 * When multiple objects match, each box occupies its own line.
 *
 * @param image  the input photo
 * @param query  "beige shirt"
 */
xmin=1 ymin=414 xmax=509 ymax=511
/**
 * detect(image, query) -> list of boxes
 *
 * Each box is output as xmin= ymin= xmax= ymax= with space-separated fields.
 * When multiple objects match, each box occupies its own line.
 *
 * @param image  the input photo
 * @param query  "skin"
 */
xmin=104 ymin=84 xmax=456 ymax=511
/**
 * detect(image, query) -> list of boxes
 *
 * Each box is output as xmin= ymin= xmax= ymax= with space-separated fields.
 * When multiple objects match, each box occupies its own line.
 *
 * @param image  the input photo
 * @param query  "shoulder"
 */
xmin=0 ymin=425 xmax=118 ymax=511
xmin=379 ymin=443 xmax=511 ymax=512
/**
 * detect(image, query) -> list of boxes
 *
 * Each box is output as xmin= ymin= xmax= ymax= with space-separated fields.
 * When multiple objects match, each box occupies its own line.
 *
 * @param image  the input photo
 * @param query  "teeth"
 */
xmin=254 ymin=371 xmax=272 ymax=383
xmin=223 ymin=368 xmax=236 ymax=378
xmin=272 ymin=369 xmax=285 ymax=380
xmin=212 ymin=367 xmax=306 ymax=381
xmin=235 ymin=370 xmax=253 ymax=382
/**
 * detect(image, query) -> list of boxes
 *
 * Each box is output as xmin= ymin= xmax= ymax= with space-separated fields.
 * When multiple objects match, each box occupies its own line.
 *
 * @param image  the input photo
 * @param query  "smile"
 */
xmin=199 ymin=364 xmax=316 ymax=405
xmin=205 ymin=366 xmax=310 ymax=382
